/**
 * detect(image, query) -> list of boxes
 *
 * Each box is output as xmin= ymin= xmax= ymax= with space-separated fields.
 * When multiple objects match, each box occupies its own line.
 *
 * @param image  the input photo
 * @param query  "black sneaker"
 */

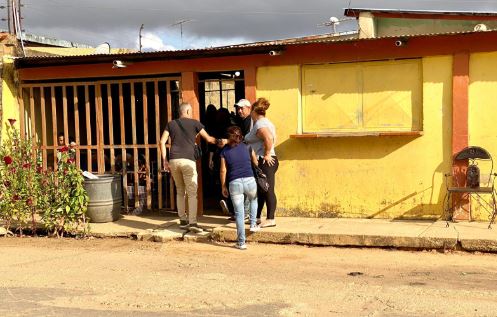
xmin=228 ymin=215 xmax=236 ymax=221
xmin=187 ymin=223 xmax=204 ymax=233
xmin=179 ymin=220 xmax=189 ymax=229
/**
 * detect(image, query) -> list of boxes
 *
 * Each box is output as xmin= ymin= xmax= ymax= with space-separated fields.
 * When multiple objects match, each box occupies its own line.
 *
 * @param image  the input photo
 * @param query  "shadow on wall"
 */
xmin=275 ymin=135 xmax=421 ymax=161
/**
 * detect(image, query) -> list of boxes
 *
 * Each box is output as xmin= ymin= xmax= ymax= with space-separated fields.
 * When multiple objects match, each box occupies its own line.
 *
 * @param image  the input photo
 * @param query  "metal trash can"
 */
xmin=84 ymin=174 xmax=122 ymax=223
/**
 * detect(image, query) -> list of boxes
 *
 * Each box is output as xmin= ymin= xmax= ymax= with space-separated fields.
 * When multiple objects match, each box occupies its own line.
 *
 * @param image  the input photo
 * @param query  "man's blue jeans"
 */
xmin=229 ymin=177 xmax=258 ymax=245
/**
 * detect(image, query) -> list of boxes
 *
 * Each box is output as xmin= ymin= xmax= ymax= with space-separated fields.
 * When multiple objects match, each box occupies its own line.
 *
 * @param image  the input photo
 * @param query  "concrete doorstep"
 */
xmin=85 ymin=214 xmax=497 ymax=253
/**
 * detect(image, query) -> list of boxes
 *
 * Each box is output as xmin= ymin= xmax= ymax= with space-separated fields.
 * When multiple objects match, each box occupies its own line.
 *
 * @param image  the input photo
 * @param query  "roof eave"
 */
xmin=14 ymin=44 xmax=285 ymax=69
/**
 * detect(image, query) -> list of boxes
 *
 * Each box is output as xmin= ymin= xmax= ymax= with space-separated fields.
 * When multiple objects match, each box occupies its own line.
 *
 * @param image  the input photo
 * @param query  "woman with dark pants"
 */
xmin=244 ymin=97 xmax=278 ymax=228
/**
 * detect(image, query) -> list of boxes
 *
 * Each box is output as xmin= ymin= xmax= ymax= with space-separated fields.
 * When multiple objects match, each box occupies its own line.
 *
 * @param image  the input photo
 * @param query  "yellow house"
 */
xmin=5 ymin=9 xmax=497 ymax=221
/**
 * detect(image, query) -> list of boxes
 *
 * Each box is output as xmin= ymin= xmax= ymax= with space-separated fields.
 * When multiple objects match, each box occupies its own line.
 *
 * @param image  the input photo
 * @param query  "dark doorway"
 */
xmin=197 ymin=71 xmax=245 ymax=213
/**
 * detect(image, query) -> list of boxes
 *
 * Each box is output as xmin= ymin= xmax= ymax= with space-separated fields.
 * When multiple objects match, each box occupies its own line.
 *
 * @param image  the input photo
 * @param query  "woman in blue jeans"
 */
xmin=220 ymin=126 xmax=259 ymax=249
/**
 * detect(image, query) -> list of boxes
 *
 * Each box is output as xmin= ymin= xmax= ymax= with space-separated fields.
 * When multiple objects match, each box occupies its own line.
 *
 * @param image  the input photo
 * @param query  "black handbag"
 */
xmin=247 ymin=145 xmax=269 ymax=192
xmin=175 ymin=119 xmax=203 ymax=160
xmin=253 ymin=165 xmax=270 ymax=193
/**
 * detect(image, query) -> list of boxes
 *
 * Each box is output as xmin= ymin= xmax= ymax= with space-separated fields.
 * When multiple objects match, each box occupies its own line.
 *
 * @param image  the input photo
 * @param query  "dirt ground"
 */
xmin=1 ymin=238 xmax=497 ymax=317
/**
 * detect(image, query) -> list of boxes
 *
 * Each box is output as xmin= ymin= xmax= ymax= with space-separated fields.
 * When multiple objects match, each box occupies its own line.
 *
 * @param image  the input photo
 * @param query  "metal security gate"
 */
xmin=19 ymin=77 xmax=181 ymax=211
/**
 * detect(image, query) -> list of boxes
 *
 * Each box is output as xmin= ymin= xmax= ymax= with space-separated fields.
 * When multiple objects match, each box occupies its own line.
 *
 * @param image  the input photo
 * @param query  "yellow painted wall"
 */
xmin=1 ymin=55 xmax=20 ymax=143
xmin=257 ymin=57 xmax=453 ymax=218
xmin=468 ymin=51 xmax=497 ymax=220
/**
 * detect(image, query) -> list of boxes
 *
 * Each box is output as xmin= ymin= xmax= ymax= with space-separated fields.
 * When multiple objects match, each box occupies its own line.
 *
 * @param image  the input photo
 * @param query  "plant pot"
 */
xmin=84 ymin=174 xmax=122 ymax=223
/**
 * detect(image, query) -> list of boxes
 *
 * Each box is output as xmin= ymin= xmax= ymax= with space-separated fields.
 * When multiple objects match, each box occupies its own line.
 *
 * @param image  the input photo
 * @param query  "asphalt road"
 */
xmin=1 ymin=238 xmax=497 ymax=316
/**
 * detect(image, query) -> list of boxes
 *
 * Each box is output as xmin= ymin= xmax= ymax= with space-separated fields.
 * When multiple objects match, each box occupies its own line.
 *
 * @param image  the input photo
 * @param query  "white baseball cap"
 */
xmin=235 ymin=99 xmax=251 ymax=108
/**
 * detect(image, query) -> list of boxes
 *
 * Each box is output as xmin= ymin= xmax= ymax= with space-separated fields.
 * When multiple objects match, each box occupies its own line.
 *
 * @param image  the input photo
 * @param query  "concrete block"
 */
xmin=153 ymin=228 xmax=184 ymax=242
xmin=136 ymin=231 xmax=154 ymax=241
xmin=183 ymin=231 xmax=211 ymax=243
xmin=459 ymin=239 xmax=497 ymax=252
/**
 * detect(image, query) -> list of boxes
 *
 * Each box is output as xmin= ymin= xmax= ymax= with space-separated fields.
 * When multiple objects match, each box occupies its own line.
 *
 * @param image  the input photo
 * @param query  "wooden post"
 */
xmin=107 ymin=83 xmax=115 ymax=173
xmin=143 ymin=82 xmax=152 ymax=210
xmin=131 ymin=83 xmax=139 ymax=208
xmin=85 ymin=85 xmax=92 ymax=173
xmin=41 ymin=87 xmax=47 ymax=169
xmin=119 ymin=83 xmax=128 ymax=210
xmin=155 ymin=80 xmax=162 ymax=209
xmin=51 ymin=86 xmax=57 ymax=171
xmin=73 ymin=86 xmax=81 ymax=168
xmin=96 ymin=84 xmax=105 ymax=174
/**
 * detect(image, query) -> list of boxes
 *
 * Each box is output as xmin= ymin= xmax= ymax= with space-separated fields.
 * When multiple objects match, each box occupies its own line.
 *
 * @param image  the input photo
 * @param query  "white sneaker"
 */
xmin=260 ymin=219 xmax=276 ymax=228
xmin=236 ymin=243 xmax=247 ymax=250
xmin=220 ymin=200 xmax=230 ymax=215
xmin=249 ymin=226 xmax=260 ymax=233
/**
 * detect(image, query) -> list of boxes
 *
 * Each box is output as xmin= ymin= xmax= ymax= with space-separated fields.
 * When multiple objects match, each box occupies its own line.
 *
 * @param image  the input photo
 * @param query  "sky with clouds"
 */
xmin=12 ymin=0 xmax=497 ymax=51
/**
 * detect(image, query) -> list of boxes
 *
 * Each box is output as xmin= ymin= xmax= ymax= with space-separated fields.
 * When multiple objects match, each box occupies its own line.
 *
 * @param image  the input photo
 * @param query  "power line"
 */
xmin=22 ymin=2 xmax=329 ymax=15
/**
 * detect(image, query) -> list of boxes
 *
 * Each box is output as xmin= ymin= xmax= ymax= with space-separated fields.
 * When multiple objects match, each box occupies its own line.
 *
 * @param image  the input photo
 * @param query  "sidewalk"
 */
xmin=88 ymin=214 xmax=497 ymax=252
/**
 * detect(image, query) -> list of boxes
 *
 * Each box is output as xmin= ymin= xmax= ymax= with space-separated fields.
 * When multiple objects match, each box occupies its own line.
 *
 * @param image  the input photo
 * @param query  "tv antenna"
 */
xmin=318 ymin=16 xmax=354 ymax=34
xmin=171 ymin=19 xmax=194 ymax=49
xmin=139 ymin=24 xmax=144 ymax=52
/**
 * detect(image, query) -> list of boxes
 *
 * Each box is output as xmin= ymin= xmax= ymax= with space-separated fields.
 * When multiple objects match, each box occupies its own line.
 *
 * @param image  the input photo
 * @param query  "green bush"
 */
xmin=0 ymin=119 xmax=89 ymax=237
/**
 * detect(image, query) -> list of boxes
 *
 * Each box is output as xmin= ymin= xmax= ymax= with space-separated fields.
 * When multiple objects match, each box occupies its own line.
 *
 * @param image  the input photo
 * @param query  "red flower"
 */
xmin=22 ymin=162 xmax=31 ymax=169
xmin=3 ymin=156 xmax=13 ymax=165
xmin=8 ymin=118 xmax=16 ymax=126
xmin=3 ymin=180 xmax=10 ymax=188
xmin=67 ymin=158 xmax=75 ymax=164
xmin=12 ymin=194 xmax=20 ymax=202
xmin=59 ymin=146 xmax=69 ymax=153
xmin=37 ymin=166 xmax=43 ymax=173
xmin=26 ymin=198 xmax=33 ymax=206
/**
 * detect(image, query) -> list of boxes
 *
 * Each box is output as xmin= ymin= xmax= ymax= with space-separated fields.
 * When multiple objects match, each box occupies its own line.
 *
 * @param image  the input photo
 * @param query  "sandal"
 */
xmin=260 ymin=219 xmax=276 ymax=228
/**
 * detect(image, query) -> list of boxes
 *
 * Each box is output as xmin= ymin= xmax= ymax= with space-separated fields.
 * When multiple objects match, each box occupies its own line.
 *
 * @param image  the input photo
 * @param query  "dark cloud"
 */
xmin=16 ymin=0 xmax=497 ymax=48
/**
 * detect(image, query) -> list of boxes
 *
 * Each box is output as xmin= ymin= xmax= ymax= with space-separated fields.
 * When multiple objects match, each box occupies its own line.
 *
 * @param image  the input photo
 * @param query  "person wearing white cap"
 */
xmin=219 ymin=98 xmax=254 ymax=219
xmin=234 ymin=98 xmax=253 ymax=136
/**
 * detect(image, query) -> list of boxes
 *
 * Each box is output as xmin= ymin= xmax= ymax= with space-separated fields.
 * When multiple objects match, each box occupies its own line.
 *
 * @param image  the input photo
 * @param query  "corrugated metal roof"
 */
xmin=14 ymin=28 xmax=497 ymax=68
xmin=344 ymin=8 xmax=497 ymax=17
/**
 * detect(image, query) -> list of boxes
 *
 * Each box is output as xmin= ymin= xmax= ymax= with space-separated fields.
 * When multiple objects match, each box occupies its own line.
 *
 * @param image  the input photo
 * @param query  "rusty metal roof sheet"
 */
xmin=344 ymin=8 xmax=497 ymax=17
xmin=14 ymin=28 xmax=497 ymax=68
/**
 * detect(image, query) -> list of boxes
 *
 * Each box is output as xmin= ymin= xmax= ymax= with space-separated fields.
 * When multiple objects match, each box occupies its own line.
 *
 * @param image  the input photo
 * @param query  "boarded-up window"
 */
xmin=302 ymin=59 xmax=422 ymax=133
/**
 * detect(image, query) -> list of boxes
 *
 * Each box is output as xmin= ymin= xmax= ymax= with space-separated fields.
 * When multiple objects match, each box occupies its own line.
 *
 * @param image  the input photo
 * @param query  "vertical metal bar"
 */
xmin=85 ymin=85 xmax=92 ymax=173
xmin=41 ymin=87 xmax=47 ymax=169
xmin=131 ymin=83 xmax=139 ymax=209
xmin=166 ymin=80 xmax=175 ymax=210
xmin=51 ymin=86 xmax=57 ymax=171
xmin=96 ymin=84 xmax=105 ymax=174
xmin=143 ymin=81 xmax=152 ymax=210
xmin=73 ymin=85 xmax=81 ymax=168
xmin=155 ymin=80 xmax=162 ymax=209
xmin=107 ymin=83 xmax=115 ymax=173
xmin=119 ymin=83 xmax=128 ymax=210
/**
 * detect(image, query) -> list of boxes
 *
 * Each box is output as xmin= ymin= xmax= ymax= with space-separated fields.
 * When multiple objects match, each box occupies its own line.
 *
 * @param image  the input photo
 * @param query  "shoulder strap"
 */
xmin=175 ymin=119 xmax=196 ymax=147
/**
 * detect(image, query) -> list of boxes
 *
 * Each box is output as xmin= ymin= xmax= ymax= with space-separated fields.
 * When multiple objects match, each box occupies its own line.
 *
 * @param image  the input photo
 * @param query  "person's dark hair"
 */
xmin=227 ymin=126 xmax=243 ymax=145
xmin=58 ymin=132 xmax=64 ymax=138
xmin=252 ymin=97 xmax=270 ymax=116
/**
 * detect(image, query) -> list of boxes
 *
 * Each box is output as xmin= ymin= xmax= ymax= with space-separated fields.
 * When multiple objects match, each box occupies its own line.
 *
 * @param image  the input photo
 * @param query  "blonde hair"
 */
xmin=252 ymin=97 xmax=270 ymax=116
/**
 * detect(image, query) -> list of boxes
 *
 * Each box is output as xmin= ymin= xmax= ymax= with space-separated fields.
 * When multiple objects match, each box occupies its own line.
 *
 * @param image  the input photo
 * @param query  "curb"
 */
xmin=211 ymin=228 xmax=458 ymax=250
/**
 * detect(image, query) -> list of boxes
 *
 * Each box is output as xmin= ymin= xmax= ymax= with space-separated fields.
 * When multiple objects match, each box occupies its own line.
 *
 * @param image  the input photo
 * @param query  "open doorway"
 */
xmin=197 ymin=71 xmax=245 ymax=213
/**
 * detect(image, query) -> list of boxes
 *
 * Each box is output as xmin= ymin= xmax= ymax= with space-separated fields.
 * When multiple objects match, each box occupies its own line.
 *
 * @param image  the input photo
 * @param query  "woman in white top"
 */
xmin=244 ymin=98 xmax=278 ymax=227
